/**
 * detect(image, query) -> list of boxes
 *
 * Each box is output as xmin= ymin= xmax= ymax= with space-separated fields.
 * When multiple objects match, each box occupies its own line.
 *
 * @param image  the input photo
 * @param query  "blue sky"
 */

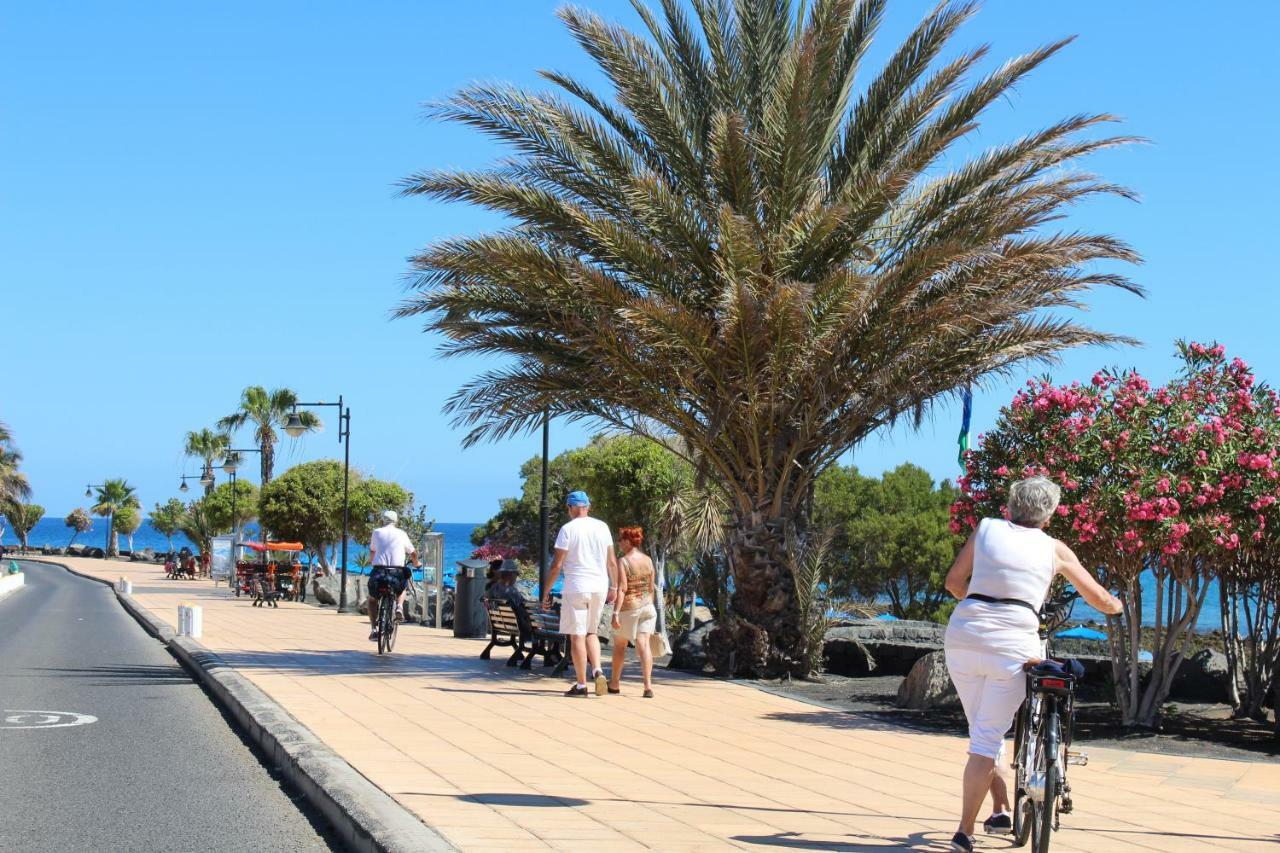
xmin=3 ymin=2 xmax=1277 ymax=523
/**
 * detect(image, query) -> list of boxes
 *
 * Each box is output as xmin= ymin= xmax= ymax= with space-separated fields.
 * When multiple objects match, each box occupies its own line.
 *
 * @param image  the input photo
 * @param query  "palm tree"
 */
xmin=397 ymin=0 xmax=1141 ymax=675
xmin=91 ymin=479 xmax=140 ymax=557
xmin=183 ymin=428 xmax=231 ymax=496
xmin=178 ymin=500 xmax=216 ymax=557
xmin=0 ymin=420 xmax=31 ymax=508
xmin=217 ymin=387 xmax=320 ymax=484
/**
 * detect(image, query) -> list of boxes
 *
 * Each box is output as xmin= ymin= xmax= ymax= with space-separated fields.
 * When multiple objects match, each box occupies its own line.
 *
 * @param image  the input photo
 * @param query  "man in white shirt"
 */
xmin=367 ymin=510 xmax=419 ymax=641
xmin=542 ymin=491 xmax=621 ymax=697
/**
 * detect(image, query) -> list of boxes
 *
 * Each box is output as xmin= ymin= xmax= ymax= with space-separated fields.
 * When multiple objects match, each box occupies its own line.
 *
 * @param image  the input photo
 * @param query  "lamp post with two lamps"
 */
xmin=283 ymin=397 xmax=351 ymax=613
xmin=218 ymin=449 xmax=261 ymax=554
xmin=178 ymin=466 xmax=216 ymax=494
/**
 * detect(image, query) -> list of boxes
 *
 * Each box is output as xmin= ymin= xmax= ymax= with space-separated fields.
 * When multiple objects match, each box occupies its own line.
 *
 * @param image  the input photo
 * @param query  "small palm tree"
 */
xmin=183 ymin=429 xmax=231 ymax=496
xmin=217 ymin=387 xmax=321 ymax=484
xmin=398 ymin=0 xmax=1142 ymax=675
xmin=178 ymin=500 xmax=215 ymax=556
xmin=0 ymin=420 xmax=31 ymax=508
xmin=91 ymin=479 xmax=140 ymax=557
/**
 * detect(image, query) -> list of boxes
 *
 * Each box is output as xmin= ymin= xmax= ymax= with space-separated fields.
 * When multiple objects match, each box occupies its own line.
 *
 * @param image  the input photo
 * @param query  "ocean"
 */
xmin=3 ymin=517 xmax=482 ymax=586
xmin=3 ymin=516 xmax=1232 ymax=630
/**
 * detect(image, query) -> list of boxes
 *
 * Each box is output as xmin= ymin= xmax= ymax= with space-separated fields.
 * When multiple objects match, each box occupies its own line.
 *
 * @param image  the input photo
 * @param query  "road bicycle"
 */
xmin=1011 ymin=589 xmax=1088 ymax=852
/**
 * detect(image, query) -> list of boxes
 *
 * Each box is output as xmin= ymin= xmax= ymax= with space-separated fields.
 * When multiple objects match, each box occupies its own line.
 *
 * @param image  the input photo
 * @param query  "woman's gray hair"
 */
xmin=1007 ymin=476 xmax=1061 ymax=527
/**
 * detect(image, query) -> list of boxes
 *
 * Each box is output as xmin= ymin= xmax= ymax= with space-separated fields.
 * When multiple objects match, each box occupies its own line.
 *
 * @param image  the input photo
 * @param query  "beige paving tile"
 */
xmin=48 ymin=556 xmax=1280 ymax=853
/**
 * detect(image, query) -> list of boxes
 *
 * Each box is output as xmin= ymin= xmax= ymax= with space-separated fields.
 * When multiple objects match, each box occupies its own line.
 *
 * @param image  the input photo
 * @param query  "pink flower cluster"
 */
xmin=952 ymin=340 xmax=1280 ymax=570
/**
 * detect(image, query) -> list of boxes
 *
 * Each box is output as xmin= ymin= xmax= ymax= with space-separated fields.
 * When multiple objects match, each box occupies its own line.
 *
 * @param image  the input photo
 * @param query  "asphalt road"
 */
xmin=0 ymin=561 xmax=339 ymax=852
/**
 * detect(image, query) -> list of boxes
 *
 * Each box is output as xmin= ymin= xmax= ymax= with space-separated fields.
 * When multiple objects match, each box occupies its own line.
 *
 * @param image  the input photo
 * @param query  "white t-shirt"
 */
xmin=554 ymin=515 xmax=613 ymax=594
xmin=370 ymin=524 xmax=415 ymax=567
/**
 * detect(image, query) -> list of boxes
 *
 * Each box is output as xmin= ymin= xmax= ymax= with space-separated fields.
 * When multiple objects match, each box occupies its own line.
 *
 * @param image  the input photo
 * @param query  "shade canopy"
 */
xmin=1055 ymin=625 xmax=1107 ymax=641
xmin=236 ymin=541 xmax=305 ymax=553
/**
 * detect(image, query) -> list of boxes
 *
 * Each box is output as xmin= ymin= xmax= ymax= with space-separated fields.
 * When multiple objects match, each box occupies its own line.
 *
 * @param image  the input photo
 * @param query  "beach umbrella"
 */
xmin=1055 ymin=625 xmax=1107 ymax=641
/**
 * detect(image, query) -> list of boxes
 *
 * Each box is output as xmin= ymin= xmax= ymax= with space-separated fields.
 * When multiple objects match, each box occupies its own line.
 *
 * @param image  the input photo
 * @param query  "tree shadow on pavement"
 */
xmin=760 ymin=709 xmax=954 ymax=738
xmin=732 ymin=830 xmax=952 ymax=851
xmin=211 ymin=646 xmax=557 ymax=685
xmin=407 ymin=791 xmax=943 ymax=823
xmin=16 ymin=664 xmax=193 ymax=687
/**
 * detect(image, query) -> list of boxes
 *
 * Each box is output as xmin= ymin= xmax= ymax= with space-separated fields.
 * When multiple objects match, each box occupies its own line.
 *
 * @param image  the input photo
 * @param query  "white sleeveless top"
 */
xmin=945 ymin=518 xmax=1056 ymax=658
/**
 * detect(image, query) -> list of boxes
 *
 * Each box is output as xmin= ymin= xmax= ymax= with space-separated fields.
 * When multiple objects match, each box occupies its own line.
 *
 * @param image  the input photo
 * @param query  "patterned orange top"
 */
xmin=619 ymin=552 xmax=655 ymax=611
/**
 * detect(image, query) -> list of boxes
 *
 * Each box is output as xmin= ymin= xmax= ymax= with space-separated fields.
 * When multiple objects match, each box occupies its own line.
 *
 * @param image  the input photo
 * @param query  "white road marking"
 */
xmin=1 ymin=710 xmax=99 ymax=729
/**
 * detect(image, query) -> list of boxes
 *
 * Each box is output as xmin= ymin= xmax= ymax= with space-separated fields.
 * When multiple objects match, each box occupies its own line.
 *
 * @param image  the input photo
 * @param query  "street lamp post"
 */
xmin=84 ymin=483 xmax=106 ymax=556
xmin=538 ymin=409 xmax=550 ymax=602
xmin=285 ymin=397 xmax=351 ymax=613
xmin=220 ymin=449 xmax=261 ymax=554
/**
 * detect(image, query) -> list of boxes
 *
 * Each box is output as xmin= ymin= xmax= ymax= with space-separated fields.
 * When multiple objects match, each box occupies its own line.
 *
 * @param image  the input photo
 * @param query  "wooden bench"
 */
xmin=481 ymin=597 xmax=566 ymax=672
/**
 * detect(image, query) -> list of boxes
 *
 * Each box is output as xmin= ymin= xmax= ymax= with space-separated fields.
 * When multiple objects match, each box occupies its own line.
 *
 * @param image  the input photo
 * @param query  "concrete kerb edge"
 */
xmin=27 ymin=558 xmax=456 ymax=853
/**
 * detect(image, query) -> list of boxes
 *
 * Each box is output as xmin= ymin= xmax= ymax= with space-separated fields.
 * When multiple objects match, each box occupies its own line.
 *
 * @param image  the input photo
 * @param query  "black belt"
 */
xmin=966 ymin=593 xmax=1038 ymax=615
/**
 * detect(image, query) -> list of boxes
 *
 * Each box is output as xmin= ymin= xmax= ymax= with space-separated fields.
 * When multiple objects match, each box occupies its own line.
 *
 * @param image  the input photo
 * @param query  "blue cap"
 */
xmin=566 ymin=490 xmax=590 ymax=507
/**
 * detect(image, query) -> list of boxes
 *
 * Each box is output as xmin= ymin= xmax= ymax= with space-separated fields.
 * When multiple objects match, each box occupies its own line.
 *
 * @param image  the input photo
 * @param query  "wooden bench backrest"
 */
xmin=483 ymin=599 xmax=523 ymax=635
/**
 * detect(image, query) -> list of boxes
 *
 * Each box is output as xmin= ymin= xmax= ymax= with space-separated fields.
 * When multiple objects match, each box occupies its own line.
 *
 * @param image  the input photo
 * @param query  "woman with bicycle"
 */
xmin=942 ymin=476 xmax=1122 ymax=853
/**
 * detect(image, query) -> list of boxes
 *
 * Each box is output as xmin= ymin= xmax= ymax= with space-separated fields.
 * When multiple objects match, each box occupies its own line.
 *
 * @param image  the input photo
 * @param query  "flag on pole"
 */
xmin=957 ymin=386 xmax=973 ymax=468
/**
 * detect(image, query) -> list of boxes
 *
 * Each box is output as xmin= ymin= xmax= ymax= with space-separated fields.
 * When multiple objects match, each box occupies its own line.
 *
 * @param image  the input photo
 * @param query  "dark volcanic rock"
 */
xmin=896 ymin=650 xmax=960 ymax=710
xmin=1170 ymin=648 xmax=1232 ymax=703
xmin=669 ymin=621 xmax=713 ymax=671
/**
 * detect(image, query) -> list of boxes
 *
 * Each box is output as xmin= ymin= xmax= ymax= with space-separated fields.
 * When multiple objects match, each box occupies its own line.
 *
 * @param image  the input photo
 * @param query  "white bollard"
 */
xmin=177 ymin=604 xmax=203 ymax=638
xmin=119 ymin=578 xmax=133 ymax=595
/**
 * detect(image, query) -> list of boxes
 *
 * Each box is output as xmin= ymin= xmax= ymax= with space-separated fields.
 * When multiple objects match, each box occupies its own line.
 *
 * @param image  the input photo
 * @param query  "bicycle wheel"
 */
xmin=1033 ymin=702 xmax=1060 ymax=853
xmin=379 ymin=596 xmax=395 ymax=655
xmin=387 ymin=597 xmax=399 ymax=653
xmin=1012 ymin=697 xmax=1034 ymax=848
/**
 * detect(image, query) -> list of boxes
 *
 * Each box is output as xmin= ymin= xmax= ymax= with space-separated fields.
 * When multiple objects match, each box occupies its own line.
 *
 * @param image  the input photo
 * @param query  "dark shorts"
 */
xmin=368 ymin=566 xmax=410 ymax=598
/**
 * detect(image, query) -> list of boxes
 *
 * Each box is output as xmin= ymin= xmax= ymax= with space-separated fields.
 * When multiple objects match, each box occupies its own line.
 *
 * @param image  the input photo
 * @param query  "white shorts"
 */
xmin=612 ymin=603 xmax=657 ymax=643
xmin=559 ymin=590 xmax=606 ymax=636
xmin=944 ymin=644 xmax=1028 ymax=760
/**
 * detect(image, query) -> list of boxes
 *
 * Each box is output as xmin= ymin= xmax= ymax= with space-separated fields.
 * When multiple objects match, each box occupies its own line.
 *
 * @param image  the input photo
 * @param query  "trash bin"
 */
xmin=453 ymin=559 xmax=490 ymax=638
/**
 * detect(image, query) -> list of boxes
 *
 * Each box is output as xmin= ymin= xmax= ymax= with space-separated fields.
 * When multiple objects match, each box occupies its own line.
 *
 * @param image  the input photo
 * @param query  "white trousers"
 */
xmin=945 ymin=645 xmax=1027 ymax=760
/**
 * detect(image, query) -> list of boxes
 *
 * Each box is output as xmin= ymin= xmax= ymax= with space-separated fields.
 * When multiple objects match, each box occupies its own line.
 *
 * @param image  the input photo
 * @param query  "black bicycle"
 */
xmin=375 ymin=590 xmax=399 ymax=655
xmin=1011 ymin=589 xmax=1086 ymax=852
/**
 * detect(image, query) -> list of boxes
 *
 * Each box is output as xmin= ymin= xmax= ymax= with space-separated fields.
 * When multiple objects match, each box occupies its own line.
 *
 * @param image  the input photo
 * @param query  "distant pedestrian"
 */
xmin=542 ymin=491 xmax=620 ymax=697
xmin=607 ymin=526 xmax=657 ymax=698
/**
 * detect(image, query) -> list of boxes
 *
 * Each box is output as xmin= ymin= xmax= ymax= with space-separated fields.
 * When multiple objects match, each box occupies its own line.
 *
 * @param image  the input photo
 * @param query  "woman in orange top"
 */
xmin=607 ymin=526 xmax=658 ymax=698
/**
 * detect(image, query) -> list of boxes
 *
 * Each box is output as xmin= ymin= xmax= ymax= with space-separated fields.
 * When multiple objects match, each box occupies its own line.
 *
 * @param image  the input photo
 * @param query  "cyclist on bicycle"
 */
xmin=941 ymin=476 xmax=1122 ymax=853
xmin=367 ymin=510 xmax=419 ymax=642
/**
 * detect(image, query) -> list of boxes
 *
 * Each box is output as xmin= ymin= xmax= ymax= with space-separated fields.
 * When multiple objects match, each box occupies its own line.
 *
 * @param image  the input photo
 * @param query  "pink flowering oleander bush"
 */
xmin=954 ymin=341 xmax=1280 ymax=728
xmin=469 ymin=541 xmax=524 ymax=562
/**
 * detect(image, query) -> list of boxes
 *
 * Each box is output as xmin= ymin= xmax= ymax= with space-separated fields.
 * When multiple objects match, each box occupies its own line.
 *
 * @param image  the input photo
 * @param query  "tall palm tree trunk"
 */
xmin=106 ymin=510 xmax=117 ymax=557
xmin=259 ymin=428 xmax=275 ymax=484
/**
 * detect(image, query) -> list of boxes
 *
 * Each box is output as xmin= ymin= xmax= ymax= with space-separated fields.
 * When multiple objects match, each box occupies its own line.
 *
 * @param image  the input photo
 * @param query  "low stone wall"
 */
xmin=0 ymin=570 xmax=25 ymax=601
xmin=824 ymin=620 xmax=945 ymax=676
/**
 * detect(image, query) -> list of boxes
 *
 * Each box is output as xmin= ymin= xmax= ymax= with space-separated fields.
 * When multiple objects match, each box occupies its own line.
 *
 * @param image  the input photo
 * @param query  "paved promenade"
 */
xmin=44 ymin=557 xmax=1280 ymax=852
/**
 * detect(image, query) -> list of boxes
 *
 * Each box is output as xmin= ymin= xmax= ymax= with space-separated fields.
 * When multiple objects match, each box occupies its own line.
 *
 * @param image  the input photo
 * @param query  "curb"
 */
xmin=29 ymin=559 xmax=456 ymax=853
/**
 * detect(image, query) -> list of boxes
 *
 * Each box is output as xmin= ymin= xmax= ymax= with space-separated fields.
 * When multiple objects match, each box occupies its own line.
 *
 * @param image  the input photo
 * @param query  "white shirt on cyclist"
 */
xmin=370 ymin=524 xmax=415 ymax=567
